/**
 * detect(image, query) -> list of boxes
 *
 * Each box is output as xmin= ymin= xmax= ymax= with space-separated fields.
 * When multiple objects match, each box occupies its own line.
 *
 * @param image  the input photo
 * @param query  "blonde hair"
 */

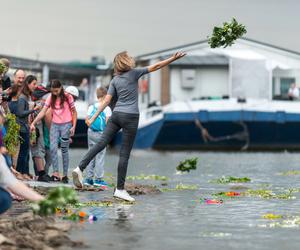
xmin=113 ymin=51 xmax=135 ymax=74
xmin=96 ymin=87 xmax=107 ymax=99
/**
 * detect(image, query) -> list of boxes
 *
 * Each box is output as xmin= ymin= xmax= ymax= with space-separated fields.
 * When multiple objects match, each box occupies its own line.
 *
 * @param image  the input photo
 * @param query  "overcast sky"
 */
xmin=0 ymin=0 xmax=299 ymax=63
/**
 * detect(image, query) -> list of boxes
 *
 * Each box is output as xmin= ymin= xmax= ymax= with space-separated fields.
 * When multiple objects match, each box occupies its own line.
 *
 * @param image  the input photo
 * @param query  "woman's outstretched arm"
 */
xmin=147 ymin=52 xmax=186 ymax=73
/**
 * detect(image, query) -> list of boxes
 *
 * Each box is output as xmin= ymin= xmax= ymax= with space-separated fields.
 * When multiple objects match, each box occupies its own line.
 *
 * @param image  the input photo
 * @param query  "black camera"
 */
xmin=1 ymin=92 xmax=10 ymax=102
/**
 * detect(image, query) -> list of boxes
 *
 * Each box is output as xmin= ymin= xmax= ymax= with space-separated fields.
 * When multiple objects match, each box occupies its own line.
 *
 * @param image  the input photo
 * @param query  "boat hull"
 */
xmin=111 ymin=109 xmax=300 ymax=150
xmin=112 ymin=118 xmax=164 ymax=149
xmin=153 ymin=110 xmax=300 ymax=150
xmin=153 ymin=120 xmax=300 ymax=150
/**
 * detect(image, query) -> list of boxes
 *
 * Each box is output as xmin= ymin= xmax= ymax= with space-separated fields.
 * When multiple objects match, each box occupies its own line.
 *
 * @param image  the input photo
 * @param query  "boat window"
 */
xmin=272 ymin=77 xmax=296 ymax=100
xmin=280 ymin=77 xmax=295 ymax=95
xmin=152 ymin=110 xmax=162 ymax=116
xmin=146 ymin=109 xmax=162 ymax=119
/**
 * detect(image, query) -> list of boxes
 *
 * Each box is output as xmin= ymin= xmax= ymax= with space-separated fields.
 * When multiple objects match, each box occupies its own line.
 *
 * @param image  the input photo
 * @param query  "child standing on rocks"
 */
xmin=84 ymin=87 xmax=112 ymax=189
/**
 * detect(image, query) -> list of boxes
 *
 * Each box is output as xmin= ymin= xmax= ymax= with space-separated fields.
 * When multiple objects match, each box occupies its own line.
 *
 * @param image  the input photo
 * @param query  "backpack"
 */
xmin=32 ymin=85 xmax=50 ymax=101
xmin=89 ymin=104 xmax=106 ymax=132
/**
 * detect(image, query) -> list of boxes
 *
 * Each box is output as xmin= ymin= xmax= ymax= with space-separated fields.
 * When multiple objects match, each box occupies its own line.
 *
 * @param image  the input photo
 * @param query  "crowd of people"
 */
xmin=0 ymin=55 xmax=117 ymax=213
xmin=0 ymin=60 xmax=83 ymax=185
xmin=0 ymin=50 xmax=186 ymax=213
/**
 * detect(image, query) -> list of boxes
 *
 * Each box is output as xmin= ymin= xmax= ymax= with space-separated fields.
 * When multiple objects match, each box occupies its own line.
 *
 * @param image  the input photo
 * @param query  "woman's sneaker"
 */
xmin=94 ymin=179 xmax=108 ymax=190
xmin=84 ymin=178 xmax=94 ymax=186
xmin=113 ymin=189 xmax=135 ymax=202
xmin=72 ymin=167 xmax=83 ymax=188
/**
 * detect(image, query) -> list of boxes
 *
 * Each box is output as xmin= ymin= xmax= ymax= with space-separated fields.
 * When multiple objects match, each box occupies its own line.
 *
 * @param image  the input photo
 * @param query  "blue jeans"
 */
xmin=16 ymin=131 xmax=30 ymax=174
xmin=0 ymin=187 xmax=12 ymax=214
xmin=50 ymin=122 xmax=72 ymax=176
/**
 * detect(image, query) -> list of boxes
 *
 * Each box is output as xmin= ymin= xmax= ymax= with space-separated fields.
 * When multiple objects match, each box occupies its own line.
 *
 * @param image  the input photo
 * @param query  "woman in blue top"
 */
xmin=73 ymin=51 xmax=186 ymax=201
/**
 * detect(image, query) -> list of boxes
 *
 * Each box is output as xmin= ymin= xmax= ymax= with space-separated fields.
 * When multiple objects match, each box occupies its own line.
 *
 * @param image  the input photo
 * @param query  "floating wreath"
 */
xmin=208 ymin=18 xmax=247 ymax=48
xmin=176 ymin=157 xmax=198 ymax=172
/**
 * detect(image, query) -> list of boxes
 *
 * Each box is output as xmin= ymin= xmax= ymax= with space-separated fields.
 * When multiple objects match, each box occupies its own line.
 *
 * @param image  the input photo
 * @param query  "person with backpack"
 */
xmin=30 ymin=83 xmax=52 ymax=182
xmin=37 ymin=84 xmax=52 ymax=176
xmin=30 ymin=80 xmax=77 ymax=183
xmin=84 ymin=87 xmax=111 ymax=189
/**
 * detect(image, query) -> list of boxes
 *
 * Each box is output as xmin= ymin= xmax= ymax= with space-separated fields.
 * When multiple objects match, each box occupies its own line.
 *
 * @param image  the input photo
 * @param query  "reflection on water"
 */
xmin=113 ymin=205 xmax=134 ymax=229
xmin=69 ymin=150 xmax=300 ymax=250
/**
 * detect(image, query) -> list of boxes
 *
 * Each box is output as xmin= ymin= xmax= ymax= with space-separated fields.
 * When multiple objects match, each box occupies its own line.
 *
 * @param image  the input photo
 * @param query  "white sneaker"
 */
xmin=113 ymin=189 xmax=135 ymax=202
xmin=72 ymin=167 xmax=83 ymax=188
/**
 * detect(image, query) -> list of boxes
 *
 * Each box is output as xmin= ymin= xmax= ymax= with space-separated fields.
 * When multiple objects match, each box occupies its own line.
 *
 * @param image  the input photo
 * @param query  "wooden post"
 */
xmin=161 ymin=65 xmax=170 ymax=105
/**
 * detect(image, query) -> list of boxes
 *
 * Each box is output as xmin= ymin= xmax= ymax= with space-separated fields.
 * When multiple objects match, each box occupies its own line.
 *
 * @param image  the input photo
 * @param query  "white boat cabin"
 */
xmin=136 ymin=38 xmax=300 ymax=110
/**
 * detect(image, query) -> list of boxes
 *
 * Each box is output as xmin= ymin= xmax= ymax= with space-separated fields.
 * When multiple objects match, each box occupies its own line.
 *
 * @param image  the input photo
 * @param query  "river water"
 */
xmin=67 ymin=149 xmax=300 ymax=250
